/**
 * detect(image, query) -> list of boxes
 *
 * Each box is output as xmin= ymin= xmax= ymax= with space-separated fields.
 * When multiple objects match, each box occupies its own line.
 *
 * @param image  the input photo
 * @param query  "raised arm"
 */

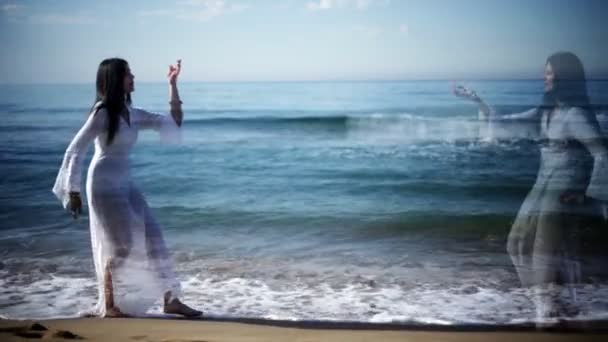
xmin=133 ymin=60 xmax=183 ymax=143
xmin=453 ymin=84 xmax=540 ymax=122
xmin=493 ymin=107 xmax=540 ymax=122
xmin=168 ymin=60 xmax=183 ymax=127
xmin=52 ymin=104 xmax=106 ymax=214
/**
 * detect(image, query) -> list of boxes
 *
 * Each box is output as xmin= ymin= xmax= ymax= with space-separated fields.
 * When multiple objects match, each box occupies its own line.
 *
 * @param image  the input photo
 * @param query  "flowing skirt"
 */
xmin=86 ymin=158 xmax=181 ymax=317
xmin=507 ymin=151 xmax=605 ymax=318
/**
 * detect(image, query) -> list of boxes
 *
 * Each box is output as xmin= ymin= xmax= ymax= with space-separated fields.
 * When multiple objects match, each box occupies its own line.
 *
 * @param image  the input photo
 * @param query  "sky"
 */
xmin=0 ymin=0 xmax=607 ymax=83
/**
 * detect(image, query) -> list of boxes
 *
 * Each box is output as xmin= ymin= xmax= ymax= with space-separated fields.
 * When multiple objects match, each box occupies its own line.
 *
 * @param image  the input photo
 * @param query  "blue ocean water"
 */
xmin=1 ymin=80 xmax=607 ymax=323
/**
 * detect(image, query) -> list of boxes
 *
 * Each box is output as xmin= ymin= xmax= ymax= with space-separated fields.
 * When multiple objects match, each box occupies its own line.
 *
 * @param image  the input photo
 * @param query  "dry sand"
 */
xmin=2 ymin=318 xmax=608 ymax=342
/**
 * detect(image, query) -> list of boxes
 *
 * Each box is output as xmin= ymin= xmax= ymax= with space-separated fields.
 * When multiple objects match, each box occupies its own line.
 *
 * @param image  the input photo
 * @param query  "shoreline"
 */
xmin=5 ymin=314 xmax=608 ymax=332
xmin=169 ymin=315 xmax=608 ymax=333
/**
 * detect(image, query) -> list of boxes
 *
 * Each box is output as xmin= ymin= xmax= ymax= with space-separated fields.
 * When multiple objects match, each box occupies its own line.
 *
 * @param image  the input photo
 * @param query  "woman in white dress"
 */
xmin=454 ymin=52 xmax=608 ymax=319
xmin=52 ymin=58 xmax=201 ymax=318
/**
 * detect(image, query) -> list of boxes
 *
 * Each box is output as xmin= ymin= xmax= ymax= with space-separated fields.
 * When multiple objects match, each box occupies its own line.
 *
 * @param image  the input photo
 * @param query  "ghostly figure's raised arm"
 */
xmin=566 ymin=107 xmax=608 ymax=204
xmin=487 ymin=107 xmax=540 ymax=122
xmin=52 ymin=106 xmax=106 ymax=208
xmin=453 ymin=85 xmax=540 ymax=139
xmin=475 ymin=107 xmax=541 ymax=141
xmin=453 ymin=85 xmax=539 ymax=121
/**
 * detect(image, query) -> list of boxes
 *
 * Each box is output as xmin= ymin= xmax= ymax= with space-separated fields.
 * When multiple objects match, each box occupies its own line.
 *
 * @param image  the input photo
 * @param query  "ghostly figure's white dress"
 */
xmin=52 ymin=103 xmax=182 ymax=317
xmin=483 ymin=106 xmax=608 ymax=317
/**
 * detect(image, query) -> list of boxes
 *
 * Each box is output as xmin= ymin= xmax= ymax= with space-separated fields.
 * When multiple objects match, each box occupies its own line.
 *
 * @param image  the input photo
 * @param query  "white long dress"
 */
xmin=485 ymin=106 xmax=608 ymax=317
xmin=52 ymin=103 xmax=182 ymax=317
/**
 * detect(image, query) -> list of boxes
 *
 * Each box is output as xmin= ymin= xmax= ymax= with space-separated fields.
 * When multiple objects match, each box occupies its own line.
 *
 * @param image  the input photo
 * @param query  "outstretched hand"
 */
xmin=167 ymin=59 xmax=182 ymax=85
xmin=453 ymin=84 xmax=480 ymax=102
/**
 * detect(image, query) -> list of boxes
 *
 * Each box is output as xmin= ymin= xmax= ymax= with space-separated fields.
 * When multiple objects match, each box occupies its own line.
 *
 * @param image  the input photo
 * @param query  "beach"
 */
xmin=2 ymin=318 xmax=608 ymax=342
xmin=2 ymin=0 xmax=608 ymax=335
xmin=2 ymin=81 xmax=608 ymax=324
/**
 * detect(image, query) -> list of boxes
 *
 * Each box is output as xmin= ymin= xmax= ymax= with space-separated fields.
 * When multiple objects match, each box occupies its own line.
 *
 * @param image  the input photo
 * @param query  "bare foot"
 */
xmin=104 ymin=307 xmax=130 ymax=318
xmin=164 ymin=299 xmax=202 ymax=317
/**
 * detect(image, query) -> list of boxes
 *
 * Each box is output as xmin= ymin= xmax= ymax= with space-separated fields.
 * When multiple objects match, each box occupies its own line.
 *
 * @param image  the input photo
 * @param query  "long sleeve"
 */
xmin=479 ymin=106 xmax=540 ymax=140
xmin=131 ymin=106 xmax=182 ymax=144
xmin=52 ymin=107 xmax=106 ymax=209
xmin=565 ymin=107 xmax=608 ymax=202
xmin=482 ymin=107 xmax=540 ymax=122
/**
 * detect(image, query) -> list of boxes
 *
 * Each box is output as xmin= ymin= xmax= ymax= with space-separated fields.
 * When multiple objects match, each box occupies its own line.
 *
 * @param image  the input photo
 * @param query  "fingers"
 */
xmin=167 ymin=60 xmax=181 ymax=73
xmin=167 ymin=60 xmax=182 ymax=84
xmin=453 ymin=84 xmax=464 ymax=92
xmin=167 ymin=65 xmax=175 ymax=78
xmin=170 ymin=60 xmax=181 ymax=74
xmin=453 ymin=85 xmax=471 ymax=98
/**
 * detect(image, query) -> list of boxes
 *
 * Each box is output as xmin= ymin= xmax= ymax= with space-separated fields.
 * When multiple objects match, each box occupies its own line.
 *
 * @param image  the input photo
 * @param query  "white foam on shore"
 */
xmin=0 ymin=274 xmax=97 ymax=320
xmin=3 ymin=271 xmax=608 ymax=324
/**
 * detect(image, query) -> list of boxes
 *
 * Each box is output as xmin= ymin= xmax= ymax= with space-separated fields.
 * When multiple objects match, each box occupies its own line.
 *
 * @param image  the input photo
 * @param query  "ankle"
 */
xmin=164 ymin=291 xmax=176 ymax=306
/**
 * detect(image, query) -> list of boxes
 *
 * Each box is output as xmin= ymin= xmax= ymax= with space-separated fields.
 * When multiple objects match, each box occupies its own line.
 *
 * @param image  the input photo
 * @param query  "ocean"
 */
xmin=1 ymin=80 xmax=608 ymax=324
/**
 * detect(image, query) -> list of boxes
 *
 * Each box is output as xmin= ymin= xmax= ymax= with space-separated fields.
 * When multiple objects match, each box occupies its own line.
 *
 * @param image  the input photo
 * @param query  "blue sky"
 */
xmin=0 ymin=0 xmax=607 ymax=83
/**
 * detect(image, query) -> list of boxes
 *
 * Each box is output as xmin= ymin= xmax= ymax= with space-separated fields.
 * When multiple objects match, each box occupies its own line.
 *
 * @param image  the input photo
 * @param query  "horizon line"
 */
xmin=2 ymin=76 xmax=608 ymax=85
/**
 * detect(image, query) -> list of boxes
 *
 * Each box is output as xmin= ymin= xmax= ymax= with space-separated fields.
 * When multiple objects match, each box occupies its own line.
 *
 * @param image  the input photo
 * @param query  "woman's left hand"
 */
xmin=560 ymin=190 xmax=586 ymax=205
xmin=167 ymin=59 xmax=181 ymax=85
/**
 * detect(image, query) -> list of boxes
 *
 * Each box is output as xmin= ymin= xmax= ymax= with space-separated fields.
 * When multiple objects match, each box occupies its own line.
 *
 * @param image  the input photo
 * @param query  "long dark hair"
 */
xmin=91 ymin=58 xmax=131 ymax=145
xmin=541 ymin=52 xmax=590 ymax=109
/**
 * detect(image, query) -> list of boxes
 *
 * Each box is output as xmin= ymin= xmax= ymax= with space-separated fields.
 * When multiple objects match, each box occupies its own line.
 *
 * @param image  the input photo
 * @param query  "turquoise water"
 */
xmin=1 ymin=80 xmax=607 ymax=323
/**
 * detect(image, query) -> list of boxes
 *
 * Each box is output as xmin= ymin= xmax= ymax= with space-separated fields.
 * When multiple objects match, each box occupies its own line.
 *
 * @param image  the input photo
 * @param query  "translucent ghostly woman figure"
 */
xmin=454 ymin=52 xmax=608 ymax=321
xmin=52 ymin=58 xmax=201 ymax=318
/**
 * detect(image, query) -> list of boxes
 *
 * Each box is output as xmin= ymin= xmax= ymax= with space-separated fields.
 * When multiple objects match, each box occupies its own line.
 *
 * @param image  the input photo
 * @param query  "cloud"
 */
xmin=2 ymin=3 xmax=19 ymax=12
xmin=399 ymin=23 xmax=409 ymax=35
xmin=307 ymin=0 xmax=389 ymax=11
xmin=1 ymin=3 xmax=95 ymax=24
xmin=139 ymin=0 xmax=249 ymax=22
xmin=1 ymin=2 xmax=25 ymax=21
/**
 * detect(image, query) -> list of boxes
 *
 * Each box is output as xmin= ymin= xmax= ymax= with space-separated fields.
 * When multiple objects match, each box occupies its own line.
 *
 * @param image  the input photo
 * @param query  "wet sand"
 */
xmin=1 ymin=317 xmax=607 ymax=342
